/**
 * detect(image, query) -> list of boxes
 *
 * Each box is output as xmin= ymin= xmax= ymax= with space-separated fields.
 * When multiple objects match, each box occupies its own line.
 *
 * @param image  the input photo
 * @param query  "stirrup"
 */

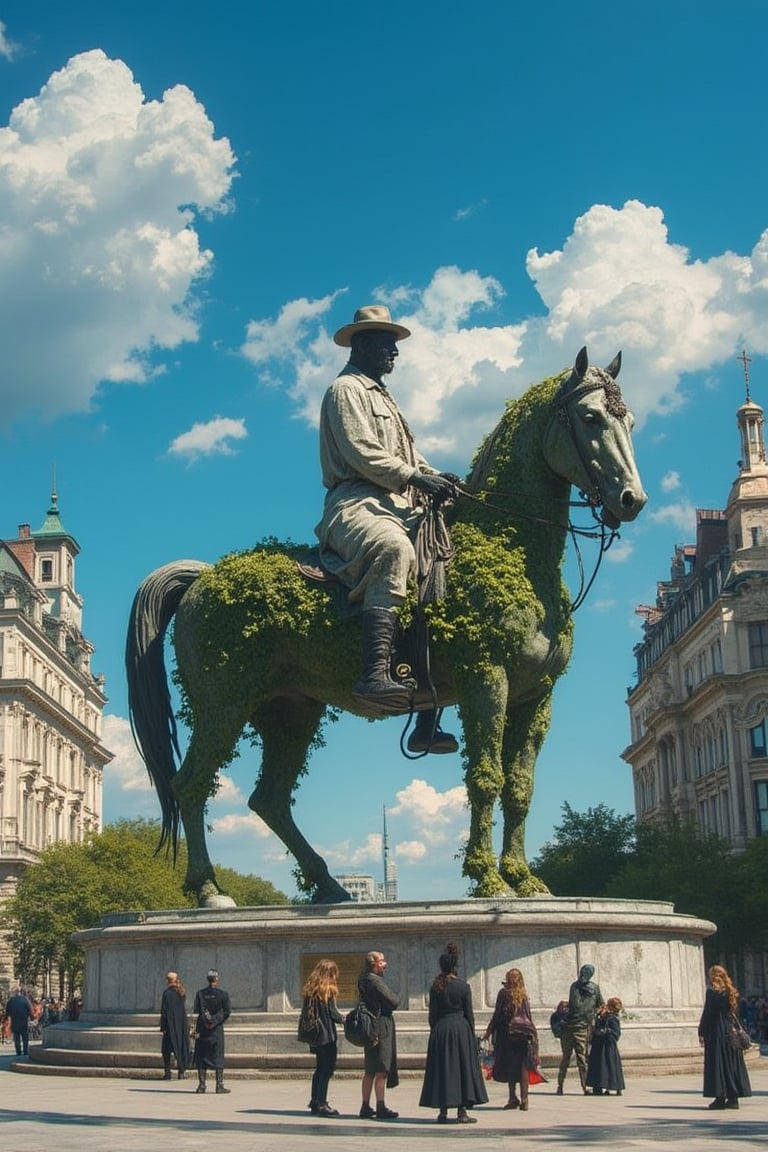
xmin=407 ymin=724 xmax=458 ymax=754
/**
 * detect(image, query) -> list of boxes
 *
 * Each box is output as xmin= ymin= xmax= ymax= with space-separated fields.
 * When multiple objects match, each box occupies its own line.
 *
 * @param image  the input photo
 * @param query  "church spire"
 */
xmin=735 ymin=348 xmax=765 ymax=473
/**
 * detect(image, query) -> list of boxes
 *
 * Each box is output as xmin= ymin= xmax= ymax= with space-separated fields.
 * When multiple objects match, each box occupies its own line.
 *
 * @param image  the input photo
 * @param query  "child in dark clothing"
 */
xmin=586 ymin=996 xmax=625 ymax=1096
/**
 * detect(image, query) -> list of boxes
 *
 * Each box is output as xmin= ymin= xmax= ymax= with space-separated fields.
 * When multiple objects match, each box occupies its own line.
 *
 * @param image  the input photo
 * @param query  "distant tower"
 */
xmin=381 ymin=805 xmax=398 ymax=902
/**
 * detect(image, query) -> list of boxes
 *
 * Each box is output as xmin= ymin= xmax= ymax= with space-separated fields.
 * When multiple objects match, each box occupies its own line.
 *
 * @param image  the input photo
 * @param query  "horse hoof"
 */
xmin=200 ymin=893 xmax=237 ymax=909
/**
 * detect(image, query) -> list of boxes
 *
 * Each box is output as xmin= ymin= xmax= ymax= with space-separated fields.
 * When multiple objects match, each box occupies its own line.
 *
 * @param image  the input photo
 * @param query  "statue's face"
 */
xmin=352 ymin=331 xmax=399 ymax=382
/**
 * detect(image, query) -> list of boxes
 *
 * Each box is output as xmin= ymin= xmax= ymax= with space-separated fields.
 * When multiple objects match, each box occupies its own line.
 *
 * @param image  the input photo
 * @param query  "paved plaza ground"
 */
xmin=1 ymin=1050 xmax=765 ymax=1152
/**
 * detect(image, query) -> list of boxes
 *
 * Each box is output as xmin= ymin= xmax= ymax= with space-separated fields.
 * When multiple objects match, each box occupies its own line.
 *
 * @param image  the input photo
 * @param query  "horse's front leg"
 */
xmin=457 ymin=664 xmax=510 ymax=897
xmin=499 ymin=694 xmax=552 ymax=896
xmin=248 ymin=697 xmax=352 ymax=904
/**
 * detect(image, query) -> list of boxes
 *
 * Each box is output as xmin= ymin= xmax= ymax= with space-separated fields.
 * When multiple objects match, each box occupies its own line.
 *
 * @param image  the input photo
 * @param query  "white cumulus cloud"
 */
xmin=0 ymin=20 xmax=18 ymax=60
xmin=395 ymin=839 xmax=428 ymax=861
xmin=101 ymin=713 xmax=162 ymax=821
xmin=661 ymin=470 xmax=682 ymax=492
xmin=168 ymin=416 xmax=247 ymax=460
xmin=244 ymin=201 xmax=768 ymax=464
xmin=0 ymin=49 xmax=235 ymax=427
xmin=210 ymin=811 xmax=272 ymax=839
xmin=648 ymin=500 xmax=697 ymax=532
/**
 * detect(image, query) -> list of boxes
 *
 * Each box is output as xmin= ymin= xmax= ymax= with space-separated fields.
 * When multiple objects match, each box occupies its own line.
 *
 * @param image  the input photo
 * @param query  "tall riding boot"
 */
xmin=352 ymin=609 xmax=414 ymax=713
xmin=406 ymin=707 xmax=458 ymax=754
xmin=215 ymin=1068 xmax=231 ymax=1094
xmin=196 ymin=1069 xmax=206 ymax=1093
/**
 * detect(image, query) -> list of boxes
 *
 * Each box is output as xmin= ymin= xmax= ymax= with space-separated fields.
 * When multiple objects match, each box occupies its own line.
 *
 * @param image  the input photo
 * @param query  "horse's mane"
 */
xmin=468 ymin=375 xmax=564 ymax=495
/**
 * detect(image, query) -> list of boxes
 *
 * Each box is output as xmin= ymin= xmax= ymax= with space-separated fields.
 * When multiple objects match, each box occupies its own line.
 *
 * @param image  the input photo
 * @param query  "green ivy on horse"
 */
xmin=126 ymin=347 xmax=646 ymax=905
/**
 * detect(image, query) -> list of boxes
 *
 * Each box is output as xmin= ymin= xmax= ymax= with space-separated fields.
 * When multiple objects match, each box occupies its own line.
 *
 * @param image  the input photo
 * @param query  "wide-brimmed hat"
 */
xmin=333 ymin=304 xmax=411 ymax=348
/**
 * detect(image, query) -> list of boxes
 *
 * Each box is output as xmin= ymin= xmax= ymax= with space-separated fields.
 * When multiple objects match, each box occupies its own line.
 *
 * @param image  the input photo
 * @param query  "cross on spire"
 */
xmin=737 ymin=348 xmax=752 ymax=401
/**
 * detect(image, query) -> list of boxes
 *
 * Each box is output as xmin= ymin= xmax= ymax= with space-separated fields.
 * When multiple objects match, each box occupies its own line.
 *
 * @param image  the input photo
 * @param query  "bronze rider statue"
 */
xmin=315 ymin=304 xmax=458 ymax=753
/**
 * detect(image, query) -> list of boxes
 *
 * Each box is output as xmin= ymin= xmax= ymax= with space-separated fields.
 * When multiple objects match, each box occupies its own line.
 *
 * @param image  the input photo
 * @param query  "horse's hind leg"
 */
xmin=248 ymin=696 xmax=352 ymax=904
xmin=499 ymin=696 xmax=551 ymax=896
xmin=173 ymin=713 xmax=245 ymax=906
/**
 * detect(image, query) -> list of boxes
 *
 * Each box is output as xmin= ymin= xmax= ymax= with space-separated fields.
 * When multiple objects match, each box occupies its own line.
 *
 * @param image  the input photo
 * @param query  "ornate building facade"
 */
xmin=623 ymin=363 xmax=768 ymax=987
xmin=0 ymin=492 xmax=111 ymax=989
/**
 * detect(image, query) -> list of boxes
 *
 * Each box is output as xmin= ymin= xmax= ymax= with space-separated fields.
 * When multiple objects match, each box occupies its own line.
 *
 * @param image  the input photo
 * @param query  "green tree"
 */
xmin=606 ymin=818 xmax=738 ymax=962
xmin=530 ymin=803 xmax=637 ymax=895
xmin=213 ymin=866 xmax=287 ymax=906
xmin=2 ymin=818 xmax=289 ymax=998
xmin=2 ymin=826 xmax=193 ymax=998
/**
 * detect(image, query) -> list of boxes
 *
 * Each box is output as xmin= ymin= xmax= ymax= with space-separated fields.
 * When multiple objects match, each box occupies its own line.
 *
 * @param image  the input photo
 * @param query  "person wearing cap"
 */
xmin=556 ymin=964 xmax=604 ymax=1096
xmin=193 ymin=970 xmax=232 ymax=1094
xmin=316 ymin=304 xmax=459 ymax=751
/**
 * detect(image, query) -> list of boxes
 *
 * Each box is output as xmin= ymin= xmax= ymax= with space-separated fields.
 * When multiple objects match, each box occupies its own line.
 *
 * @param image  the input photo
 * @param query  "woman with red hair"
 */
xmin=698 ymin=965 xmax=751 ymax=1110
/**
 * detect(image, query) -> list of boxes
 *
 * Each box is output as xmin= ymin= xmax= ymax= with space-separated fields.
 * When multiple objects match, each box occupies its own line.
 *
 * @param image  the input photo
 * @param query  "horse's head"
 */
xmin=546 ymin=347 xmax=647 ymax=528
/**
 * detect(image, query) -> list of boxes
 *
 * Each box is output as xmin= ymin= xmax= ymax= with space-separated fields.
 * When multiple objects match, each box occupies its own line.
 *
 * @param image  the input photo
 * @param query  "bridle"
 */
xmin=452 ymin=372 xmax=628 ymax=612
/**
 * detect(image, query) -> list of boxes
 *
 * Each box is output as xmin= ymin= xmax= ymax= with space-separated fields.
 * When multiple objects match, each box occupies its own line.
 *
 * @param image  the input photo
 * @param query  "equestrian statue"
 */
xmin=126 ymin=337 xmax=646 ymax=905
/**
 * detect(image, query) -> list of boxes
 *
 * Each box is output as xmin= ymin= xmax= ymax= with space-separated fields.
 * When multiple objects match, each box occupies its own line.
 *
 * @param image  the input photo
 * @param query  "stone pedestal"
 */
xmin=32 ymin=897 xmax=714 ymax=1076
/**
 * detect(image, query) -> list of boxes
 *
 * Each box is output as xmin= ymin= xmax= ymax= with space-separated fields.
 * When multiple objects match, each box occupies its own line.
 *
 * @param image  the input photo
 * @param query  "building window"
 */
xmin=40 ymin=558 xmax=53 ymax=582
xmin=750 ymin=721 xmax=768 ymax=758
xmin=712 ymin=640 xmax=723 ymax=674
xmin=748 ymin=622 xmax=768 ymax=668
xmin=756 ymin=781 xmax=768 ymax=836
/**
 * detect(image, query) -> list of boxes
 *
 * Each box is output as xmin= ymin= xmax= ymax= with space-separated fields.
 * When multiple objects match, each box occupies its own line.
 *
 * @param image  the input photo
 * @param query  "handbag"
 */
xmin=343 ymin=1001 xmax=379 ymax=1047
xmin=297 ymin=997 xmax=322 ymax=1045
xmin=725 ymin=1014 xmax=752 ymax=1052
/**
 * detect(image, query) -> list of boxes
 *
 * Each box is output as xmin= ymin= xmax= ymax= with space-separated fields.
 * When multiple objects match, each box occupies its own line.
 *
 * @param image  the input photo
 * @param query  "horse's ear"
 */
xmin=574 ymin=347 xmax=589 ymax=379
xmin=605 ymin=351 xmax=622 ymax=379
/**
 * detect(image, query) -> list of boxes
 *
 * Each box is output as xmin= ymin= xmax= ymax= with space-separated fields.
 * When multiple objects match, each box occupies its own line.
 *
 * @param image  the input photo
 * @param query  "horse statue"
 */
xmin=126 ymin=347 xmax=646 ymax=905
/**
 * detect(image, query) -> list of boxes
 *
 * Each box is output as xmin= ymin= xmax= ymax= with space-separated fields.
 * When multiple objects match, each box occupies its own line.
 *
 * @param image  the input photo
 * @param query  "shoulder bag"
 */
xmin=297 ymin=997 xmax=322 ymax=1045
xmin=725 ymin=1013 xmax=752 ymax=1052
xmin=344 ymin=1001 xmax=379 ymax=1047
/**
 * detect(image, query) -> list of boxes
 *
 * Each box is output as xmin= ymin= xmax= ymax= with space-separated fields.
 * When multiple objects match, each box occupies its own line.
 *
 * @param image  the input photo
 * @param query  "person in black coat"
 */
xmin=482 ymin=967 xmax=539 ymax=1112
xmin=193 ymin=970 xmax=232 ymax=1094
xmin=358 ymin=950 xmax=400 ymax=1120
xmin=586 ymin=996 xmax=625 ymax=1095
xmin=419 ymin=943 xmax=488 ymax=1124
xmin=4 ymin=988 xmax=32 ymax=1056
xmin=160 ymin=971 xmax=191 ymax=1080
xmin=698 ymin=964 xmax=751 ymax=1110
xmin=301 ymin=959 xmax=344 ymax=1117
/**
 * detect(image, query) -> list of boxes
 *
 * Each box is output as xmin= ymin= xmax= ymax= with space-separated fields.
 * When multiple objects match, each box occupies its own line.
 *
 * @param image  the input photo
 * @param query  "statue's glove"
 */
xmin=410 ymin=472 xmax=457 ymax=499
xmin=439 ymin=472 xmax=462 ymax=487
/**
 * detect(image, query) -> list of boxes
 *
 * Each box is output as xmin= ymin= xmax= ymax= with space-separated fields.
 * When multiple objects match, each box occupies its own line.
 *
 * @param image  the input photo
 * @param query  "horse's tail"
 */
xmin=125 ymin=560 xmax=209 ymax=857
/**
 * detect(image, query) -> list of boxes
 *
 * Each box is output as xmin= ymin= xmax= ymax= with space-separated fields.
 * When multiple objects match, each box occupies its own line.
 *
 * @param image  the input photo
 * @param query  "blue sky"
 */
xmin=1 ymin=1 xmax=767 ymax=901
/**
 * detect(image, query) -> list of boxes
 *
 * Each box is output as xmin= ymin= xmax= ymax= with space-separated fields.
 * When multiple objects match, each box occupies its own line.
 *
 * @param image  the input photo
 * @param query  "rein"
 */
xmin=452 ymin=484 xmax=620 ymax=614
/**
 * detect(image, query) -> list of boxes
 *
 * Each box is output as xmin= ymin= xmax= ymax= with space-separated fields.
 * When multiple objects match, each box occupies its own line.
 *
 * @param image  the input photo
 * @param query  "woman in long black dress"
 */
xmin=301 ymin=959 xmax=343 ymax=1117
xmin=698 ymin=964 xmax=751 ymax=1110
xmin=586 ymin=996 xmax=625 ymax=1096
xmin=482 ymin=967 xmax=538 ymax=1111
xmin=419 ymin=943 xmax=488 ymax=1124
xmin=160 ymin=971 xmax=191 ymax=1080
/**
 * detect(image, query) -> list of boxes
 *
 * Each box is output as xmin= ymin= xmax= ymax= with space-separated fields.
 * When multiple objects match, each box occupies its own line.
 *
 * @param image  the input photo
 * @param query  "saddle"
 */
xmin=296 ymin=549 xmax=360 ymax=619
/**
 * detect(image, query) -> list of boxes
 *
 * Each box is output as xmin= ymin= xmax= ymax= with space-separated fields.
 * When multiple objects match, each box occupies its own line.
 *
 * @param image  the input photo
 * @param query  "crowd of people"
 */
xmin=1 ymin=990 xmax=82 ymax=1050
xmin=2 ymin=954 xmax=756 ymax=1122
xmin=291 ymin=950 xmax=753 ymax=1124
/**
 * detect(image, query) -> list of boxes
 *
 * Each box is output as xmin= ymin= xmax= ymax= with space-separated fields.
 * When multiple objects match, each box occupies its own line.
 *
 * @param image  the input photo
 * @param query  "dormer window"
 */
xmin=40 ymin=558 xmax=53 ymax=583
